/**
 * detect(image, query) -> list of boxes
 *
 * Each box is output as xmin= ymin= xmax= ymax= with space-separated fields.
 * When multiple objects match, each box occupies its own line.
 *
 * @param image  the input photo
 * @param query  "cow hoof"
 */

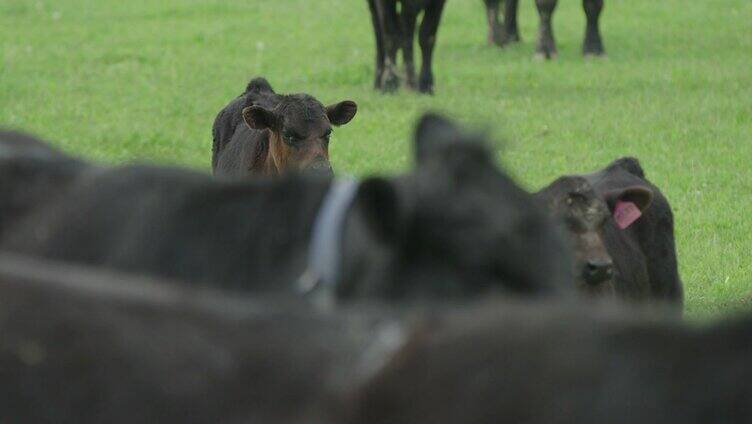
xmin=405 ymin=76 xmax=418 ymax=91
xmin=534 ymin=50 xmax=557 ymax=61
xmin=418 ymin=83 xmax=434 ymax=95
xmin=494 ymin=30 xmax=521 ymax=47
xmin=583 ymin=51 xmax=606 ymax=59
xmin=583 ymin=45 xmax=606 ymax=57
xmin=381 ymin=75 xmax=400 ymax=93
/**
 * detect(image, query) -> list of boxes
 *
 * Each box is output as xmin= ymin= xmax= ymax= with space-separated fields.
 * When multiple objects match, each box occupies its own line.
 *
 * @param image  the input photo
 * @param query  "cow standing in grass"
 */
xmin=367 ymin=0 xmax=447 ymax=94
xmin=212 ymin=77 xmax=357 ymax=178
xmin=536 ymin=158 xmax=683 ymax=308
xmin=484 ymin=0 xmax=605 ymax=59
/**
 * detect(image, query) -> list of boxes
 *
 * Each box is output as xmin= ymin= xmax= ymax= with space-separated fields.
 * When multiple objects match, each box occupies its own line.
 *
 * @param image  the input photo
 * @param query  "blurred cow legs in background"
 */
xmin=367 ymin=0 xmax=447 ymax=94
xmin=416 ymin=0 xmax=446 ymax=94
xmin=487 ymin=0 xmax=605 ymax=58
xmin=367 ymin=0 xmax=401 ymax=92
xmin=400 ymin=6 xmax=419 ymax=89
xmin=534 ymin=0 xmax=558 ymax=59
xmin=485 ymin=0 xmax=521 ymax=47
xmin=367 ymin=0 xmax=387 ymax=89
xmin=583 ymin=0 xmax=605 ymax=56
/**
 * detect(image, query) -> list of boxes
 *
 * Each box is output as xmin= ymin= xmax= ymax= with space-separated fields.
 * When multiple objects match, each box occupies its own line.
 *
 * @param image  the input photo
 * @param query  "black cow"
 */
xmin=347 ymin=299 xmax=752 ymax=424
xmin=536 ymin=157 xmax=683 ymax=307
xmin=5 ymin=259 xmax=750 ymax=424
xmin=0 ymin=253 xmax=391 ymax=423
xmin=0 ymin=131 xmax=88 ymax=237
xmin=212 ymin=77 xmax=357 ymax=178
xmin=1 ymin=114 xmax=572 ymax=301
xmin=484 ymin=0 xmax=605 ymax=59
xmin=367 ymin=0 xmax=447 ymax=94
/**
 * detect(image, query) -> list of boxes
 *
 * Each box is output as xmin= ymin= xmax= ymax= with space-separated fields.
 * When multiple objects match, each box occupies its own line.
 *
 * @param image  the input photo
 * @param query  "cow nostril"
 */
xmin=304 ymin=162 xmax=334 ymax=178
xmin=584 ymin=260 xmax=614 ymax=284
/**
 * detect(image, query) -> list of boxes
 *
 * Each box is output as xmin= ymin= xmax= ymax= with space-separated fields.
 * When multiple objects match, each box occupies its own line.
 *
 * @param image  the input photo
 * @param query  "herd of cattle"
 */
xmin=1 ymin=100 xmax=750 ymax=421
xmin=1 ymin=1 xmax=750 ymax=422
xmin=367 ymin=0 xmax=606 ymax=93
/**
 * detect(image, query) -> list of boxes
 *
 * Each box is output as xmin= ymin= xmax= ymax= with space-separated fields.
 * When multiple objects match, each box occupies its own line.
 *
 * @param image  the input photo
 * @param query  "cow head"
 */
xmin=536 ymin=176 xmax=653 ymax=295
xmin=242 ymin=94 xmax=357 ymax=177
xmin=336 ymin=114 xmax=573 ymax=300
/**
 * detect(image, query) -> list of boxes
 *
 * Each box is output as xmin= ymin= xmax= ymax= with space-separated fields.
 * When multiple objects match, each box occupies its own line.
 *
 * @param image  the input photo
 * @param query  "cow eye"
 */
xmin=284 ymin=134 xmax=302 ymax=145
xmin=567 ymin=193 xmax=587 ymax=205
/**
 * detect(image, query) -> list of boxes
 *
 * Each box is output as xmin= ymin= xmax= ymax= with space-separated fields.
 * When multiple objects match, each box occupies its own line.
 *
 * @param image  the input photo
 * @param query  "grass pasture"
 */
xmin=1 ymin=0 xmax=751 ymax=317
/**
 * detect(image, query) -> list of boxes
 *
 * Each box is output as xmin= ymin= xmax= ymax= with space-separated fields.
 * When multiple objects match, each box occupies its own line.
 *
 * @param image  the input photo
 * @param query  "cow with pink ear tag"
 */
xmin=536 ymin=157 xmax=683 ymax=312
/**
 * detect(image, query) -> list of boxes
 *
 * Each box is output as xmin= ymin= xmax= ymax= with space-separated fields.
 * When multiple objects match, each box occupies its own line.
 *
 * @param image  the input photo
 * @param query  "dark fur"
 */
xmin=537 ymin=157 xmax=683 ymax=307
xmin=536 ymin=175 xmax=616 ymax=295
xmin=211 ymin=77 xmax=275 ymax=173
xmin=484 ymin=0 xmax=605 ymax=58
xmin=0 ymin=131 xmax=89 ymax=237
xmin=584 ymin=157 xmax=683 ymax=305
xmin=1 ymin=114 xmax=572 ymax=299
xmin=212 ymin=77 xmax=356 ymax=178
xmin=347 ymin=300 xmax=752 ymax=424
xmin=367 ymin=0 xmax=447 ymax=94
xmin=4 ymin=254 xmax=750 ymax=423
xmin=0 ymin=253 xmax=390 ymax=423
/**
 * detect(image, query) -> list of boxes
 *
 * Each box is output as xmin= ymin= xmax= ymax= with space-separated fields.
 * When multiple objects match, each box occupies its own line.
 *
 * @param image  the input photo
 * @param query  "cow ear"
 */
xmin=604 ymin=186 xmax=653 ymax=229
xmin=242 ymin=106 xmax=279 ymax=131
xmin=326 ymin=101 xmax=358 ymax=126
xmin=413 ymin=113 xmax=464 ymax=164
xmin=353 ymin=177 xmax=401 ymax=244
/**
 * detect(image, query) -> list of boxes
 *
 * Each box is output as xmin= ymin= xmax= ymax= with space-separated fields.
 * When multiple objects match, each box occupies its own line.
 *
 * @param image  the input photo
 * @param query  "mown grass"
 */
xmin=1 ymin=0 xmax=750 ymax=317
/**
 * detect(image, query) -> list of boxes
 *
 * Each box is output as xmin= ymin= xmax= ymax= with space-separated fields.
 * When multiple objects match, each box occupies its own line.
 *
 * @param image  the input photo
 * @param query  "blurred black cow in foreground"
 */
xmin=0 ymin=131 xmax=88 ymax=238
xmin=0 ymin=254 xmax=382 ymax=423
xmin=0 ymin=114 xmax=572 ymax=301
xmin=536 ymin=157 xmax=683 ymax=308
xmin=212 ymin=77 xmax=357 ymax=178
xmin=366 ymin=0 xmax=447 ymax=94
xmin=348 ymin=300 xmax=752 ymax=424
xmin=1 ymin=254 xmax=749 ymax=423
xmin=484 ymin=0 xmax=605 ymax=59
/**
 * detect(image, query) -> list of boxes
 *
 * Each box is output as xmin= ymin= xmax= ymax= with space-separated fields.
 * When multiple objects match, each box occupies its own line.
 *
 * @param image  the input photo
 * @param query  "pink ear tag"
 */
xmin=613 ymin=200 xmax=642 ymax=230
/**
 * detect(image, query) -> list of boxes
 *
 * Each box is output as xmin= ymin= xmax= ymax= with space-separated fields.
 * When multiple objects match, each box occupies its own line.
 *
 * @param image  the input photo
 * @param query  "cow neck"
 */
xmin=296 ymin=178 xmax=359 ymax=308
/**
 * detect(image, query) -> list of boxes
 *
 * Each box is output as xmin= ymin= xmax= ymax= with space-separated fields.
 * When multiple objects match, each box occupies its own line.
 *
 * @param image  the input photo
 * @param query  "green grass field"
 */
xmin=1 ymin=0 xmax=750 ymax=317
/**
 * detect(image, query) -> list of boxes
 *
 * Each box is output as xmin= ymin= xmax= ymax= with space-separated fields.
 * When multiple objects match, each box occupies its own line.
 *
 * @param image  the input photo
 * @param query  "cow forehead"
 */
xmin=546 ymin=176 xmax=597 ymax=199
xmin=282 ymin=115 xmax=330 ymax=136
xmin=544 ymin=177 xmax=609 ymax=226
xmin=278 ymin=98 xmax=329 ymax=133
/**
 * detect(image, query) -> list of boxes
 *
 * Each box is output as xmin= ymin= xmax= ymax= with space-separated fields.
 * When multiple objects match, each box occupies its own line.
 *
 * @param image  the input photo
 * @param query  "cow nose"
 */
xmin=304 ymin=161 xmax=334 ymax=178
xmin=584 ymin=259 xmax=614 ymax=285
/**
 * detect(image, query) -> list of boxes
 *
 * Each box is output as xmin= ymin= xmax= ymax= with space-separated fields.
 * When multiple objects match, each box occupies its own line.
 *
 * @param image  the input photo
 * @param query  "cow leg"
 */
xmin=367 ymin=0 xmax=386 ymax=89
xmin=417 ymin=0 xmax=446 ymax=94
xmin=485 ymin=0 xmax=500 ymax=45
xmin=582 ymin=0 xmax=605 ymax=56
xmin=502 ymin=0 xmax=521 ymax=44
xmin=378 ymin=0 xmax=401 ymax=92
xmin=534 ymin=0 xmax=558 ymax=60
xmin=401 ymin=7 xmax=419 ymax=90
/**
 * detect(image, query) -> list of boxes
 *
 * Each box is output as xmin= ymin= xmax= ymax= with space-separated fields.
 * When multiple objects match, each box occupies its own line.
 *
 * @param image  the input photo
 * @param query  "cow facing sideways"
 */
xmin=484 ymin=0 xmax=605 ymax=59
xmin=212 ymin=77 xmax=357 ymax=178
xmin=536 ymin=157 xmax=683 ymax=307
xmin=1 ymin=114 xmax=573 ymax=301
xmin=367 ymin=0 xmax=447 ymax=94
